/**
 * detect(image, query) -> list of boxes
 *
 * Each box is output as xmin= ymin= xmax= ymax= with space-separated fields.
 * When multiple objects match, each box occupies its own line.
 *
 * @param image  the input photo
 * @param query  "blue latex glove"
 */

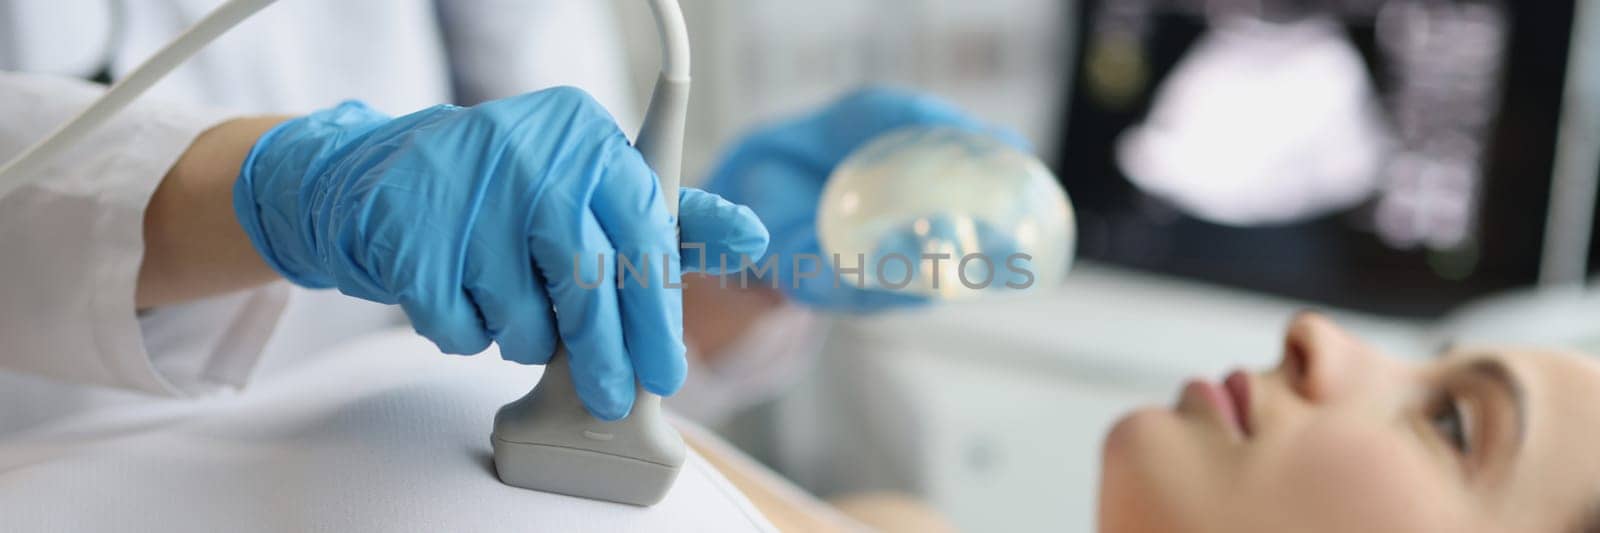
xmin=702 ymin=87 xmax=1027 ymax=313
xmin=234 ymin=87 xmax=769 ymax=420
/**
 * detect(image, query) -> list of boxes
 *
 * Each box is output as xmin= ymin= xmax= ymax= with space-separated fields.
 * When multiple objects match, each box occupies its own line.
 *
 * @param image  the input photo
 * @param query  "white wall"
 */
xmin=613 ymin=0 xmax=1074 ymax=186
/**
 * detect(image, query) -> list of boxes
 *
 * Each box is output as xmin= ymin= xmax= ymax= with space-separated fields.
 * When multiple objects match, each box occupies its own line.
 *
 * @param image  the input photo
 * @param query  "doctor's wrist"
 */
xmin=230 ymin=101 xmax=394 ymax=290
xmin=137 ymin=115 xmax=294 ymax=310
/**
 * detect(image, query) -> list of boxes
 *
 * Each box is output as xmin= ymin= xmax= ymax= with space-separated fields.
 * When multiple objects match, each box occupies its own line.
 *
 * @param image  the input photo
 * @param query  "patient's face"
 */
xmin=1098 ymin=312 xmax=1600 ymax=533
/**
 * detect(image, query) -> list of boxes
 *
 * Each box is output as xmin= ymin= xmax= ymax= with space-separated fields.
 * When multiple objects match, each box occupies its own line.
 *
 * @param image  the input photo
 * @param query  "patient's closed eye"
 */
xmin=1423 ymin=354 xmax=1527 ymax=478
xmin=1428 ymin=393 xmax=1471 ymax=455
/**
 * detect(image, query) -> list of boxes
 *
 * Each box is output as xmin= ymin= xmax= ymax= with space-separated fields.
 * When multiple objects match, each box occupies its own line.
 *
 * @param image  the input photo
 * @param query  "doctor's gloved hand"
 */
xmin=232 ymin=87 xmax=769 ymax=421
xmin=702 ymin=87 xmax=1027 ymax=314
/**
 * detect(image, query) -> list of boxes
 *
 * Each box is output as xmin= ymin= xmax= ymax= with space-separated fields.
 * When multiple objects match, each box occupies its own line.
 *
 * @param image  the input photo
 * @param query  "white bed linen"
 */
xmin=0 ymin=329 xmax=775 ymax=532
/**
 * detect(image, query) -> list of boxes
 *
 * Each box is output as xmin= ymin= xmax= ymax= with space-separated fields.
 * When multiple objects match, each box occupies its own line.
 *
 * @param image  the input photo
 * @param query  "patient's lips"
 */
xmin=1224 ymin=370 xmax=1252 ymax=437
xmin=1180 ymin=372 xmax=1251 ymax=439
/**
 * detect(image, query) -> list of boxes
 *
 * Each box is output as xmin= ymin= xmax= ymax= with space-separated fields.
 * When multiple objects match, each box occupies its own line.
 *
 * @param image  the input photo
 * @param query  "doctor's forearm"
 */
xmin=136 ymin=116 xmax=292 ymax=310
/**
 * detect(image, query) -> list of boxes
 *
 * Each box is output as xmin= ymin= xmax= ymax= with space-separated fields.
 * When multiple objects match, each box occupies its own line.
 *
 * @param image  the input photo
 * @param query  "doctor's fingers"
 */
xmin=677 ymin=187 xmax=770 ymax=275
xmin=528 ymin=189 xmax=637 ymax=421
xmin=463 ymin=242 xmax=559 ymax=366
xmin=396 ymin=266 xmax=494 ymax=356
xmin=588 ymin=145 xmax=686 ymax=398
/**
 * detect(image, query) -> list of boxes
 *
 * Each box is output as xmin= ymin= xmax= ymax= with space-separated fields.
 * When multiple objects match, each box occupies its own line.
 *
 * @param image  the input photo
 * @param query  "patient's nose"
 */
xmin=1278 ymin=312 xmax=1383 ymax=404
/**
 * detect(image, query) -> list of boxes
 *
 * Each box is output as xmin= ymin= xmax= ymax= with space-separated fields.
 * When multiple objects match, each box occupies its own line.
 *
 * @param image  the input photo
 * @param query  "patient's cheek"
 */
xmin=1252 ymin=423 xmax=1450 ymax=532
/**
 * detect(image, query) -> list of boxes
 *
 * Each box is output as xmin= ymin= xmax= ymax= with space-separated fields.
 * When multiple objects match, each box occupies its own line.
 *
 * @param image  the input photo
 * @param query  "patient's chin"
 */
xmin=1098 ymin=455 xmax=1186 ymax=533
xmin=1101 ymin=407 xmax=1168 ymax=460
xmin=1098 ymin=408 xmax=1196 ymax=533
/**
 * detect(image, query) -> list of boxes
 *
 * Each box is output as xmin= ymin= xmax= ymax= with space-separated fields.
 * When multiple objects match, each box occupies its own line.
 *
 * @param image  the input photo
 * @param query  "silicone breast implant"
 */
xmin=818 ymin=126 xmax=1076 ymax=300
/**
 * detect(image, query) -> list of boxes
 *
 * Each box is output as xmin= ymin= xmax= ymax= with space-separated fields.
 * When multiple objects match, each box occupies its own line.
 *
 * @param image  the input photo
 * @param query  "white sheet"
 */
xmin=0 ymin=330 xmax=775 ymax=532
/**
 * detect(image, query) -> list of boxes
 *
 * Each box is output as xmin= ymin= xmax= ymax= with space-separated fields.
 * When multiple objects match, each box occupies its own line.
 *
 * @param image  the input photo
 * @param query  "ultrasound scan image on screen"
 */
xmin=1055 ymin=0 xmax=1577 ymax=316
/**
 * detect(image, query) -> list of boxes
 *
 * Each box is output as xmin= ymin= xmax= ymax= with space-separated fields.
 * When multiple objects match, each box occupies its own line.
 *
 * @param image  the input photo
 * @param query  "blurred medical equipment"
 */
xmin=1115 ymin=15 xmax=1391 ymax=227
xmin=702 ymin=88 xmax=1038 ymax=314
xmin=819 ymin=126 xmax=1075 ymax=299
xmin=0 ymin=0 xmax=697 ymax=507
xmin=1057 ymin=0 xmax=1597 ymax=316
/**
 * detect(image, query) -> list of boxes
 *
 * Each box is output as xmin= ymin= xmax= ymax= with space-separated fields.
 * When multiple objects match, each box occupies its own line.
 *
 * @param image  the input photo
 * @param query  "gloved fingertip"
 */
xmin=715 ymin=204 xmax=770 ymax=261
xmin=497 ymin=339 xmax=556 ymax=366
xmin=570 ymin=357 xmax=638 ymax=421
xmin=418 ymin=323 xmax=492 ymax=355
xmin=633 ymin=346 xmax=687 ymax=397
xmin=678 ymin=188 xmax=771 ymax=273
xmin=640 ymin=375 xmax=684 ymax=398
xmin=583 ymin=393 xmax=634 ymax=422
xmin=492 ymin=319 xmax=559 ymax=364
xmin=432 ymin=336 xmax=492 ymax=356
xmin=499 ymin=354 xmax=534 ymax=366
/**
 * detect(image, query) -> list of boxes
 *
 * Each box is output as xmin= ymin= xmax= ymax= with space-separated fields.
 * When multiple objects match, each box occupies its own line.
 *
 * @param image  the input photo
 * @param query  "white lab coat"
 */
xmin=0 ymin=1 xmax=807 ymax=529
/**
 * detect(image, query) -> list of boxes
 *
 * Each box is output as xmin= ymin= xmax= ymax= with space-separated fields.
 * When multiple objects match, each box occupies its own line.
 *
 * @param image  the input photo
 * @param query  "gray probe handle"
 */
xmin=489 ymin=12 xmax=692 ymax=503
xmin=489 ymin=74 xmax=691 ymax=507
